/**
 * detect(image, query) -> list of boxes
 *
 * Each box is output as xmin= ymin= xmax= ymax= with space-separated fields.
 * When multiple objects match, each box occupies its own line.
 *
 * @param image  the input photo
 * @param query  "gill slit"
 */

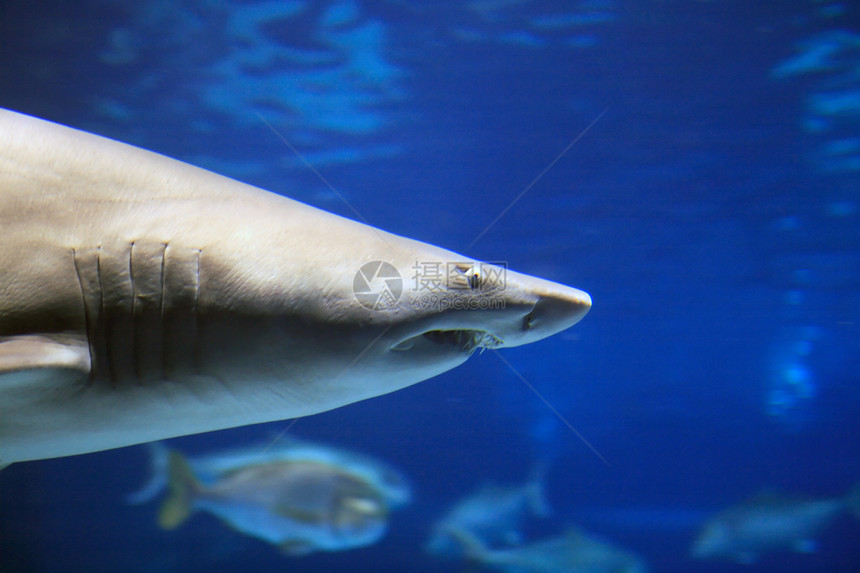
xmin=71 ymin=247 xmax=95 ymax=386
xmin=160 ymin=242 xmax=168 ymax=379
xmin=194 ymin=248 xmax=202 ymax=371
xmin=129 ymin=241 xmax=139 ymax=381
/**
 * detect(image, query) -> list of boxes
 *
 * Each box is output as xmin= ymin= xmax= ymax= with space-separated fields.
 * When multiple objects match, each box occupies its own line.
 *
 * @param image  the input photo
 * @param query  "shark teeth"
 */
xmin=423 ymin=330 xmax=503 ymax=354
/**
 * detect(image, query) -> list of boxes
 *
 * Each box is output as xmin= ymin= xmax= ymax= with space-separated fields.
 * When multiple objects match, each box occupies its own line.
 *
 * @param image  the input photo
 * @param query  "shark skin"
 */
xmin=0 ymin=109 xmax=591 ymax=465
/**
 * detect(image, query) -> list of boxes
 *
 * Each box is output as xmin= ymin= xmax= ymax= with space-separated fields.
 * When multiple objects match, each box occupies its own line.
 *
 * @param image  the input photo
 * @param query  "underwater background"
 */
xmin=1 ymin=1 xmax=859 ymax=571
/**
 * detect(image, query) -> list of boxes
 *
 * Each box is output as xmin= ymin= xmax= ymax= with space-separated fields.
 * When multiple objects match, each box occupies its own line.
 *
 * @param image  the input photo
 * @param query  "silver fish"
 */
xmin=132 ymin=439 xmax=409 ymax=555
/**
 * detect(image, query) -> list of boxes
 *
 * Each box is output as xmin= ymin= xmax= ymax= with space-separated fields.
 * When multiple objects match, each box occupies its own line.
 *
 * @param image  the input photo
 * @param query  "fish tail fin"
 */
xmin=446 ymin=526 xmax=491 ymax=563
xmin=847 ymin=480 xmax=860 ymax=520
xmin=158 ymin=450 xmax=199 ymax=530
xmin=525 ymin=461 xmax=552 ymax=517
xmin=125 ymin=442 xmax=171 ymax=505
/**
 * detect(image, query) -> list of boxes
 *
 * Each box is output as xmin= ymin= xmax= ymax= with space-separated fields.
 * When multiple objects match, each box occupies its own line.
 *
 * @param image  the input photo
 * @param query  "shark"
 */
xmin=0 ymin=109 xmax=591 ymax=466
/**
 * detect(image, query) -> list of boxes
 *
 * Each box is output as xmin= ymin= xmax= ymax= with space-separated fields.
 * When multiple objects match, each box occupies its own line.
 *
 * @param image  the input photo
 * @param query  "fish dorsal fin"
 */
xmin=0 ymin=334 xmax=90 ymax=375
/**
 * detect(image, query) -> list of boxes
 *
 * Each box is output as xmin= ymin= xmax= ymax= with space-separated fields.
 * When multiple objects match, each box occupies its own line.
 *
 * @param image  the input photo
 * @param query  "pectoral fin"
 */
xmin=0 ymin=335 xmax=91 ymax=375
xmin=0 ymin=335 xmax=92 ymax=468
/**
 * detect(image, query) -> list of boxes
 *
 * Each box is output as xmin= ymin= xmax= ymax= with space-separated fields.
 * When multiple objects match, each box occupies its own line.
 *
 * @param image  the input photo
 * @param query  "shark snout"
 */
xmin=501 ymin=276 xmax=591 ymax=347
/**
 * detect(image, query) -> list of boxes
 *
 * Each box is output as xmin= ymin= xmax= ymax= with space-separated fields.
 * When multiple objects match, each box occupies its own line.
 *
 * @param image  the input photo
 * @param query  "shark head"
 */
xmin=198 ymin=222 xmax=592 ymax=415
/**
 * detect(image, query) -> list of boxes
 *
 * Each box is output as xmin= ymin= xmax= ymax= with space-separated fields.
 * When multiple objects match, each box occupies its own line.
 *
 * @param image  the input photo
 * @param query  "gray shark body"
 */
xmin=0 ymin=109 xmax=590 ymax=465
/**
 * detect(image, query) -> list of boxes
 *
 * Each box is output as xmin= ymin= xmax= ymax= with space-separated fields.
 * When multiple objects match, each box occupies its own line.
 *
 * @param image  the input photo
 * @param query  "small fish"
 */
xmin=425 ymin=465 xmax=550 ymax=556
xmin=129 ymin=438 xmax=410 ymax=555
xmin=691 ymin=483 xmax=860 ymax=563
xmin=449 ymin=525 xmax=648 ymax=573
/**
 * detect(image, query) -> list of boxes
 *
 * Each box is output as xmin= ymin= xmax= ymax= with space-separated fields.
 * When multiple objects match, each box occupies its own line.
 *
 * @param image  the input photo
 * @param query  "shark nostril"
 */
xmin=523 ymin=313 xmax=536 ymax=330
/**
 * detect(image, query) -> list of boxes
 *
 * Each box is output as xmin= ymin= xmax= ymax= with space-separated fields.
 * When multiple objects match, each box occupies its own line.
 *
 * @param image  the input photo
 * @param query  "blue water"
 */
xmin=2 ymin=1 xmax=859 ymax=571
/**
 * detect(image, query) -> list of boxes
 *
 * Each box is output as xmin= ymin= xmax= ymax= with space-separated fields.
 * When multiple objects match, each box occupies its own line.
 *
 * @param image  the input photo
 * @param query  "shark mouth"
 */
xmin=422 ymin=330 xmax=503 ymax=354
xmin=390 ymin=329 xmax=503 ymax=354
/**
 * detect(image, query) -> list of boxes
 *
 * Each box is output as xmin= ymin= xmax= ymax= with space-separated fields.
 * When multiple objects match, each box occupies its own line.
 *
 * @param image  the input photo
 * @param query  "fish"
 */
xmin=425 ymin=465 xmax=550 ymax=556
xmin=449 ymin=525 xmax=649 ymax=573
xmin=0 ymin=109 xmax=591 ymax=465
xmin=129 ymin=438 xmax=410 ymax=555
xmin=128 ymin=436 xmax=410 ymax=507
xmin=691 ymin=483 xmax=860 ymax=563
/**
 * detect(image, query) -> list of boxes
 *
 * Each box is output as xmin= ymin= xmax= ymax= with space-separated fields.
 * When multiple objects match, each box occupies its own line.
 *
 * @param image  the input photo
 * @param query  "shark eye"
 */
xmin=461 ymin=264 xmax=481 ymax=289
xmin=467 ymin=267 xmax=481 ymax=290
xmin=451 ymin=262 xmax=482 ymax=290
